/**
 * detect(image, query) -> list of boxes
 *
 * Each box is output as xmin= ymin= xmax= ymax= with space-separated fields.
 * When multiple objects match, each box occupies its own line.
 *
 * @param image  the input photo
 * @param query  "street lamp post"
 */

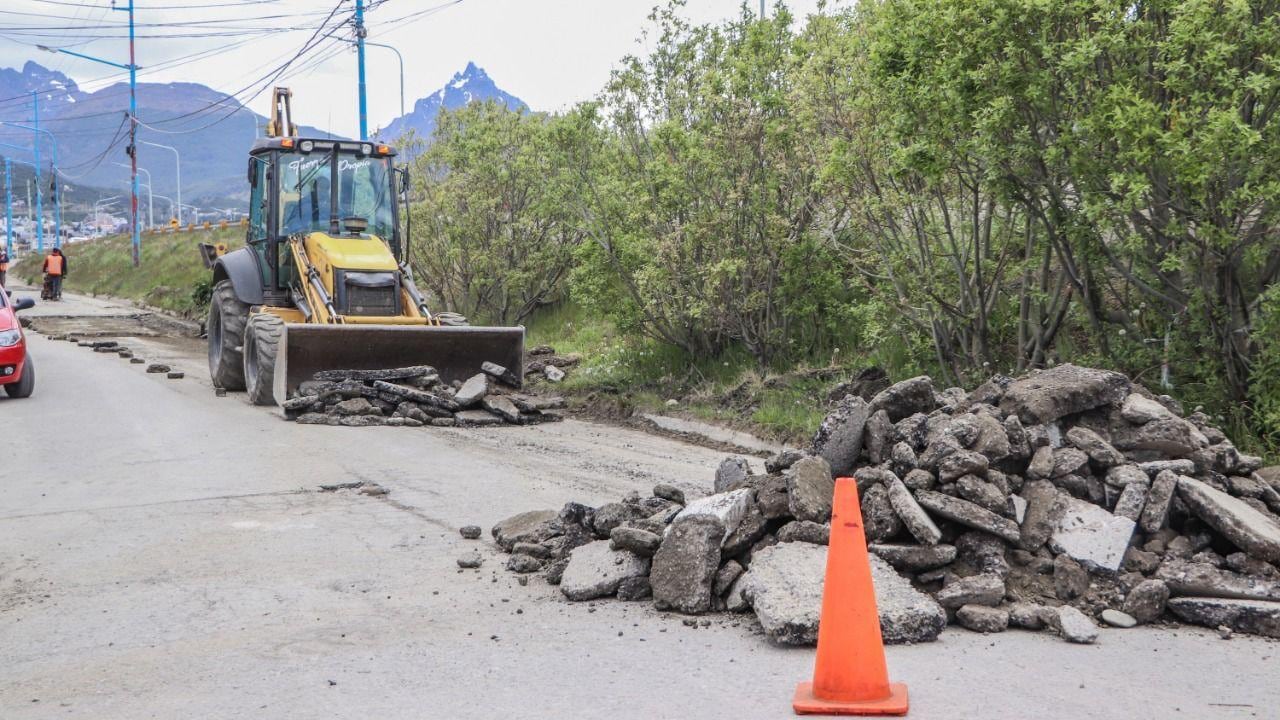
xmin=0 ymin=144 xmax=38 ymax=252
xmin=38 ymin=7 xmax=140 ymax=265
xmin=348 ymin=40 xmax=405 ymax=124
xmin=94 ymin=198 xmax=122 ymax=236
xmin=152 ymin=193 xmax=177 ymax=225
xmin=3 ymin=121 xmax=61 ymax=248
xmin=115 ymin=163 xmax=152 ymax=229
xmin=94 ymin=196 xmax=120 ymax=224
xmin=140 ymin=140 xmax=181 ymax=225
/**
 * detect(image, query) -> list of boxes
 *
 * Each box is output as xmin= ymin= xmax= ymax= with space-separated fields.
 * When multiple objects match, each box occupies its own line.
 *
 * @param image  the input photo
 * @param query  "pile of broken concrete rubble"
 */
xmin=482 ymin=364 xmax=1280 ymax=645
xmin=284 ymin=359 xmax=565 ymax=427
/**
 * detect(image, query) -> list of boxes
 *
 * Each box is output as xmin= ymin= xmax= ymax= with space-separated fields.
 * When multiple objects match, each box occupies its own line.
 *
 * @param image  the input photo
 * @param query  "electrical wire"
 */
xmin=0 ymin=2 xmax=337 ymax=115
xmin=47 ymin=112 xmax=129 ymax=179
xmin=127 ymin=1 xmax=352 ymax=134
xmin=27 ymin=0 xmax=286 ymax=10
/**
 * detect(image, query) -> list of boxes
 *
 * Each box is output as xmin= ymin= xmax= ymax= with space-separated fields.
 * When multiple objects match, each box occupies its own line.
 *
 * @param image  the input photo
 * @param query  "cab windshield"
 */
xmin=278 ymin=150 xmax=395 ymax=240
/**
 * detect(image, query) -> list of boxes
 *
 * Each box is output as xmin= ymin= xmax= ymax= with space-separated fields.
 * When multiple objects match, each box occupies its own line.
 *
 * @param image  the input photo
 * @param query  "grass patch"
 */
xmin=751 ymin=382 xmax=832 ymax=439
xmin=526 ymin=300 xmax=847 ymax=444
xmin=15 ymin=227 xmax=243 ymax=317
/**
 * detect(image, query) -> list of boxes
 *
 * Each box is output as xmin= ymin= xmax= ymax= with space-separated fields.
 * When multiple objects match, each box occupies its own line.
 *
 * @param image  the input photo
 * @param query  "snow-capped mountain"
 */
xmin=0 ymin=61 xmax=526 ymax=206
xmin=0 ymin=61 xmax=81 ymax=113
xmin=374 ymin=62 xmax=526 ymax=146
xmin=0 ymin=62 xmax=331 ymax=203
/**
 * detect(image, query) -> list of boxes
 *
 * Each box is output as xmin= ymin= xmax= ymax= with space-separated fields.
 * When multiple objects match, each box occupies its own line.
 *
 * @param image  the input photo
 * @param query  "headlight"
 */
xmin=300 ymin=140 xmax=314 ymax=152
xmin=0 ymin=329 xmax=21 ymax=347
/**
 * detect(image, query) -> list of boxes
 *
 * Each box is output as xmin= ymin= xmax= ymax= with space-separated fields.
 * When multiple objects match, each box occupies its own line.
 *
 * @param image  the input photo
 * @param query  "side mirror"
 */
xmin=397 ymin=168 xmax=410 ymax=195
xmin=13 ymin=297 xmax=35 ymax=311
xmin=247 ymin=157 xmax=258 ymax=186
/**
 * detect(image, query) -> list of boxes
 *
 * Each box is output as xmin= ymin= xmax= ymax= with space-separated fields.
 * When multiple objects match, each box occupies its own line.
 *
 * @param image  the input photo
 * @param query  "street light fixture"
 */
xmin=347 ymin=39 xmax=405 ymax=124
xmin=0 ymin=142 xmax=41 ymax=251
xmin=139 ymin=140 xmax=182 ymax=226
xmin=2 ymin=122 xmax=61 ymax=248
xmin=114 ymin=162 xmax=152 ymax=229
xmin=151 ymin=193 xmax=177 ymax=225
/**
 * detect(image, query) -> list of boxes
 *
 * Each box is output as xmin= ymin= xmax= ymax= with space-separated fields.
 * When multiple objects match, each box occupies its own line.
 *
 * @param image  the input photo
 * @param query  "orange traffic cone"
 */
xmin=793 ymin=477 xmax=909 ymax=716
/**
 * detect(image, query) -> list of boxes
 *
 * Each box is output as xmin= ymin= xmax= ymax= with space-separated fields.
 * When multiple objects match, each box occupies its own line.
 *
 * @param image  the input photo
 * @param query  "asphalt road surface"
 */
xmin=2 ymin=291 xmax=1277 ymax=719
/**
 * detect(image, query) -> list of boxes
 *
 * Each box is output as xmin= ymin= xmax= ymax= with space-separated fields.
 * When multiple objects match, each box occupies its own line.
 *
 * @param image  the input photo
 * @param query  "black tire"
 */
xmin=243 ymin=313 xmax=284 ymax=406
xmin=208 ymin=279 xmax=248 ymax=391
xmin=4 ymin=352 xmax=34 ymax=398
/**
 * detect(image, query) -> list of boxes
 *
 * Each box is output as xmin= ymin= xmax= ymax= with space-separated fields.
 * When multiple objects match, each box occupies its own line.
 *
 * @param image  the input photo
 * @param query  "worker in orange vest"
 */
xmin=0 ymin=248 xmax=9 ymax=288
xmin=41 ymin=247 xmax=67 ymax=301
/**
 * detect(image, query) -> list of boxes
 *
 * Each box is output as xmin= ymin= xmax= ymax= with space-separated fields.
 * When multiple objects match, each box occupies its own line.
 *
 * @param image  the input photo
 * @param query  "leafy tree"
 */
xmin=560 ymin=2 xmax=848 ymax=365
xmin=409 ymin=101 xmax=582 ymax=325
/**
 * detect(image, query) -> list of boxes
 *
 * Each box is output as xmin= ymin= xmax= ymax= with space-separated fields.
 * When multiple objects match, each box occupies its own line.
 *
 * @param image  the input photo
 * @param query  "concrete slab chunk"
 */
xmin=869 ymin=543 xmax=957 ymax=572
xmin=1178 ymin=477 xmax=1280 ymax=564
xmin=559 ymin=541 xmax=650 ymax=601
xmin=1048 ymin=497 xmax=1135 ymax=572
xmin=999 ymin=364 xmax=1130 ymax=424
xmin=1156 ymin=560 xmax=1280 ymax=602
xmin=1167 ymin=597 xmax=1280 ymax=639
xmin=1056 ymin=605 xmax=1099 ymax=643
xmin=786 ymin=456 xmax=835 ymax=523
xmin=915 ymin=490 xmax=1021 ymax=543
xmin=1113 ymin=482 xmax=1148 ymax=522
xmin=672 ymin=488 xmax=752 ymax=544
xmin=811 ymin=396 xmax=870 ymax=476
xmin=454 ymin=373 xmax=489 ymax=408
xmin=886 ymin=476 xmax=941 ymax=545
xmin=934 ymin=573 xmax=1005 ymax=608
xmin=1139 ymin=470 xmax=1179 ymax=533
xmin=491 ymin=509 xmax=559 ymax=551
xmin=738 ymin=542 xmax=946 ymax=645
xmin=650 ymin=515 xmax=724 ymax=614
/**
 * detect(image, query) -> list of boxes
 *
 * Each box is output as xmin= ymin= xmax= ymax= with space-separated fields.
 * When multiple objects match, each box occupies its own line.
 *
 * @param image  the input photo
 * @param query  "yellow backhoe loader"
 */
xmin=203 ymin=87 xmax=523 ymax=405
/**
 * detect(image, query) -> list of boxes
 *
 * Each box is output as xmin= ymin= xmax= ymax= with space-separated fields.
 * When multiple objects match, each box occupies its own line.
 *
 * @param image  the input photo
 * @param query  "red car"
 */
xmin=0 ymin=289 xmax=35 ymax=398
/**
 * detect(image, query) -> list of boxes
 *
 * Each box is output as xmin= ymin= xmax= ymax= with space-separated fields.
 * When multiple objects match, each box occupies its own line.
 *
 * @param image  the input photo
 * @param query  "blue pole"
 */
xmin=128 ymin=0 xmax=139 ymax=266
xmin=356 ymin=0 xmax=368 ymax=141
xmin=31 ymin=92 xmax=42 ymax=253
xmin=4 ymin=158 xmax=11 ymax=258
xmin=28 ymin=107 xmax=60 ymax=249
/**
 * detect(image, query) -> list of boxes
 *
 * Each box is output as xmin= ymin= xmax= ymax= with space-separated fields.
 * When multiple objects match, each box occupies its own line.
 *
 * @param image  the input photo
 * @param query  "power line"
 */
xmin=129 ymin=1 xmax=351 ymax=134
xmin=0 ymin=12 xmax=319 ymax=111
xmin=54 ymin=113 xmax=130 ymax=178
xmin=27 ymin=0 xmax=285 ymax=9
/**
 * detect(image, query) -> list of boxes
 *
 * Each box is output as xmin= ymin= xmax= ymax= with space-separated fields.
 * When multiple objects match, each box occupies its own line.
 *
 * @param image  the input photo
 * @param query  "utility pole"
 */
xmin=761 ymin=0 xmax=766 ymax=18
xmin=355 ymin=0 xmax=369 ymax=140
xmin=122 ymin=0 xmax=140 ymax=266
xmin=31 ymin=92 xmax=43 ymax=253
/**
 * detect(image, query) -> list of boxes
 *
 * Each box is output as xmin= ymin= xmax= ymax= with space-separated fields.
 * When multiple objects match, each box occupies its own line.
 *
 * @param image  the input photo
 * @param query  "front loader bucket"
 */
xmin=273 ymin=323 xmax=525 ymax=403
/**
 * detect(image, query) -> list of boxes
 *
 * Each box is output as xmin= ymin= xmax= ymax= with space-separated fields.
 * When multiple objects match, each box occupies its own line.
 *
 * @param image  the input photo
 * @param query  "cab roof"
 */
xmin=249 ymin=137 xmax=397 ymax=157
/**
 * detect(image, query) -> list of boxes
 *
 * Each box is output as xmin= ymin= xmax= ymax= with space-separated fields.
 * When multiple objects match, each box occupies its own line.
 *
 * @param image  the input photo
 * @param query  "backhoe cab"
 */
xmin=206 ymin=87 xmax=524 ymax=405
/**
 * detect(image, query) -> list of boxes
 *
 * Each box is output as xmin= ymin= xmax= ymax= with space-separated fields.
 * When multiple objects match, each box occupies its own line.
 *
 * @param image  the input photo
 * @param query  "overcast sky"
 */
xmin=0 ymin=1 xmax=832 ymax=138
